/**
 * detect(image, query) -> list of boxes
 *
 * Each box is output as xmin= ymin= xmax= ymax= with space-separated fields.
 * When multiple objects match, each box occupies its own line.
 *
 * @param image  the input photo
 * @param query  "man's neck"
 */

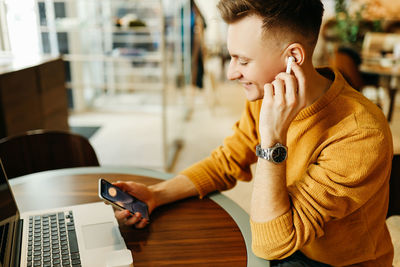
xmin=302 ymin=63 xmax=333 ymax=108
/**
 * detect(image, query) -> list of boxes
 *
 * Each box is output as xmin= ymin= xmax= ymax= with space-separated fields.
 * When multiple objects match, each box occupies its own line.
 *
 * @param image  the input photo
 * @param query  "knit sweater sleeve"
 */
xmin=179 ymin=101 xmax=259 ymax=198
xmin=250 ymin=126 xmax=393 ymax=259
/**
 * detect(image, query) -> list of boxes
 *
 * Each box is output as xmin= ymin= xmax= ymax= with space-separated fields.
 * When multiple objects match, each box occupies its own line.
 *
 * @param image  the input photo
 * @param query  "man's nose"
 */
xmin=226 ymin=60 xmax=241 ymax=81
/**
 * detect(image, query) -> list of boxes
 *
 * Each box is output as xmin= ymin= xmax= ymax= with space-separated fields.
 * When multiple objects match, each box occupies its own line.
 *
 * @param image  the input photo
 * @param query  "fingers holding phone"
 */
xmin=114 ymin=209 xmax=149 ymax=228
xmin=99 ymin=179 xmax=155 ymax=228
xmin=112 ymin=180 xmax=156 ymax=213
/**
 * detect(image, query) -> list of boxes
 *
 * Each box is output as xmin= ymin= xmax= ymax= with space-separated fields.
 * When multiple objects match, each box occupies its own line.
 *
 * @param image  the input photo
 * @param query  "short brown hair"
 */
xmin=217 ymin=0 xmax=324 ymax=47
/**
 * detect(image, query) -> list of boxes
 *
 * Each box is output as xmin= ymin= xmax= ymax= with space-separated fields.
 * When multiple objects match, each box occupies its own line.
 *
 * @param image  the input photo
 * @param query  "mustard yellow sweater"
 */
xmin=180 ymin=68 xmax=394 ymax=266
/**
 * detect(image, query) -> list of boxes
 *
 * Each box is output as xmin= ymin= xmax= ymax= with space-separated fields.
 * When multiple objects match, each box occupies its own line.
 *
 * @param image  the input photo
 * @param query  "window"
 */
xmin=1 ymin=0 xmax=39 ymax=57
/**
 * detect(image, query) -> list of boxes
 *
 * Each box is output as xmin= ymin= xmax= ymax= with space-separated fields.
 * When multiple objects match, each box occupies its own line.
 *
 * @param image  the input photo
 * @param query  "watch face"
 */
xmin=272 ymin=146 xmax=287 ymax=163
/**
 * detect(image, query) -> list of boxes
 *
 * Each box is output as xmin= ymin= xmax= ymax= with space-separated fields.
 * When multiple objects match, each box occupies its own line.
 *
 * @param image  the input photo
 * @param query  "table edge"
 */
xmin=9 ymin=166 xmax=268 ymax=267
xmin=359 ymin=64 xmax=400 ymax=77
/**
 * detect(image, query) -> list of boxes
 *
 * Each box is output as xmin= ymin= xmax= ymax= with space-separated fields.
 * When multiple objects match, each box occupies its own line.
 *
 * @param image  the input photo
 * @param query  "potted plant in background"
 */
xmin=334 ymin=0 xmax=383 ymax=51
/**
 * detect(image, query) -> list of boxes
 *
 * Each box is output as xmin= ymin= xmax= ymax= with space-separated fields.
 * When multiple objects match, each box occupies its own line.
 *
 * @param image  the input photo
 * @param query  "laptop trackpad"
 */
xmin=81 ymin=222 xmax=122 ymax=249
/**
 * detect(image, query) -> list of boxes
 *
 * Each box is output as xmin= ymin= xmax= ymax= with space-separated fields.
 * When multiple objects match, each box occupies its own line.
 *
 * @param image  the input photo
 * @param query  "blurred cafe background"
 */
xmin=1 ymin=0 xmax=400 ymax=171
xmin=0 ymin=1 xmax=400 ymax=263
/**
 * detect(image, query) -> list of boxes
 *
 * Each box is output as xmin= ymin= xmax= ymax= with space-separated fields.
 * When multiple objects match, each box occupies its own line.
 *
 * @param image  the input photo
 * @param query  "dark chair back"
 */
xmin=330 ymin=47 xmax=365 ymax=91
xmin=0 ymin=129 xmax=100 ymax=179
xmin=388 ymin=154 xmax=400 ymax=217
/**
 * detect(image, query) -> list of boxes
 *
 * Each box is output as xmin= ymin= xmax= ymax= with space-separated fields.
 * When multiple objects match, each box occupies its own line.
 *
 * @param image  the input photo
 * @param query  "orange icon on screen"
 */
xmin=108 ymin=187 xmax=117 ymax=197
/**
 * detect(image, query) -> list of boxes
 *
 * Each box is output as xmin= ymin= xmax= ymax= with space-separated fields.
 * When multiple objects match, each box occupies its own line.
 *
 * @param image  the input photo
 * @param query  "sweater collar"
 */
xmin=294 ymin=67 xmax=344 ymax=121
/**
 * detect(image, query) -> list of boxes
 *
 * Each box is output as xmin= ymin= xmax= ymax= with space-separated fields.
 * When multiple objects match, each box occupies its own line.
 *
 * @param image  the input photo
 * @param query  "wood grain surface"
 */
xmin=11 ymin=173 xmax=247 ymax=267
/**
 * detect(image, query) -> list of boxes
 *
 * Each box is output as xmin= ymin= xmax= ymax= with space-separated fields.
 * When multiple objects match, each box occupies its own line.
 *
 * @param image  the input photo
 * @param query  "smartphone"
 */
xmin=98 ymin=178 xmax=149 ymax=220
xmin=286 ymin=56 xmax=295 ymax=74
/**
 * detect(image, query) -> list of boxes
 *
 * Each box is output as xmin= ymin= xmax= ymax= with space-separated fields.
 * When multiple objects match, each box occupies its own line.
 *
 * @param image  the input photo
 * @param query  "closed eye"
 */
xmin=230 ymin=54 xmax=250 ymax=66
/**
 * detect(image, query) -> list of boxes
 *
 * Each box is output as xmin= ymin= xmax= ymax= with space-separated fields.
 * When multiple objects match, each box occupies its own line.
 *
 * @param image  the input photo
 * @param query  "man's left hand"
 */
xmin=259 ymin=62 xmax=307 ymax=147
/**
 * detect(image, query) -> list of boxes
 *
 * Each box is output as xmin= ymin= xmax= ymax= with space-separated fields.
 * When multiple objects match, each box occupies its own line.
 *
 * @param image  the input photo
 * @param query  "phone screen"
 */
xmin=99 ymin=178 xmax=149 ymax=220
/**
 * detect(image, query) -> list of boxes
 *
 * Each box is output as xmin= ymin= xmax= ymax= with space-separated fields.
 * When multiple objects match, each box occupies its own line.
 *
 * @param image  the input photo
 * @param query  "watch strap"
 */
xmin=256 ymin=145 xmax=270 ymax=160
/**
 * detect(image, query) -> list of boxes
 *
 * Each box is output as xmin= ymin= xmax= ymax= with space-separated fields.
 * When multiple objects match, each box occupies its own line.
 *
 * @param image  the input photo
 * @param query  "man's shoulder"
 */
xmin=319 ymin=67 xmax=388 ymax=131
xmin=338 ymin=83 xmax=388 ymax=130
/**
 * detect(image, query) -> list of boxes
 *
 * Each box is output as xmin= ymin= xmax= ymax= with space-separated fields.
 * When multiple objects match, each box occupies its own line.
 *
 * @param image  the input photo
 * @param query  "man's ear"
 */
xmin=285 ymin=43 xmax=305 ymax=66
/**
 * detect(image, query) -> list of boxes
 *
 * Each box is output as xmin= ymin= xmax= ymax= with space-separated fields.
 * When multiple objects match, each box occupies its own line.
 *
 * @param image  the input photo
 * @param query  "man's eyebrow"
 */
xmin=230 ymin=54 xmax=251 ymax=60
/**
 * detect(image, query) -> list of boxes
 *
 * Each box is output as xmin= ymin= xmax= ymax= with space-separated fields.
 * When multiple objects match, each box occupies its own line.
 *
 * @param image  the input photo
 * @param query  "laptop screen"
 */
xmin=0 ymin=160 xmax=20 ymax=267
xmin=0 ymin=160 xmax=18 ymax=224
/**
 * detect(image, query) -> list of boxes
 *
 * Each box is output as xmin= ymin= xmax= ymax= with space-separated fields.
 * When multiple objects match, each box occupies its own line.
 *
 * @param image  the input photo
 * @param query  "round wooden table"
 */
xmin=9 ymin=166 xmax=268 ymax=267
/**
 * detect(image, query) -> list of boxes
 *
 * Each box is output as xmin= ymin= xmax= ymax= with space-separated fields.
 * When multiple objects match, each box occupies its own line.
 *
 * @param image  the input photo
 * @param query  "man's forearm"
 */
xmin=149 ymin=174 xmax=199 ymax=208
xmin=251 ymin=158 xmax=290 ymax=222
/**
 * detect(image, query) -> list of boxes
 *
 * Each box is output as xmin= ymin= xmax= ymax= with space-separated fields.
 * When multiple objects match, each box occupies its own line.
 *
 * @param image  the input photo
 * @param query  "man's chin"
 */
xmin=244 ymin=91 xmax=263 ymax=102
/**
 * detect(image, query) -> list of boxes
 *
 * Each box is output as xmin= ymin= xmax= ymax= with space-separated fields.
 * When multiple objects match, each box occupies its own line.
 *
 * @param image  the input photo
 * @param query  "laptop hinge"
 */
xmin=11 ymin=219 xmax=23 ymax=267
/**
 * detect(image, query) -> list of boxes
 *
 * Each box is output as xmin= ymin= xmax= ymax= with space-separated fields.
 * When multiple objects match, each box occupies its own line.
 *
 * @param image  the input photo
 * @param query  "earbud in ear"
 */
xmin=286 ymin=56 xmax=295 ymax=74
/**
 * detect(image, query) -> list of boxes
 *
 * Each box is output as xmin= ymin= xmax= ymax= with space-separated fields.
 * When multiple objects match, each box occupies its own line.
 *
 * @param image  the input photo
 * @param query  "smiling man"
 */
xmin=113 ymin=0 xmax=394 ymax=266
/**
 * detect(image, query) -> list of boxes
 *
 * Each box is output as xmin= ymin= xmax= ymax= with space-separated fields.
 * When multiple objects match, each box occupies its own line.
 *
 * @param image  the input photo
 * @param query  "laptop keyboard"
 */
xmin=27 ymin=211 xmax=81 ymax=267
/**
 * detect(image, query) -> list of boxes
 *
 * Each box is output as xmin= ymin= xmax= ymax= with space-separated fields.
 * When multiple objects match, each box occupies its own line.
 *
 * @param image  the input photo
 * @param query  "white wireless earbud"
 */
xmin=286 ymin=56 xmax=295 ymax=74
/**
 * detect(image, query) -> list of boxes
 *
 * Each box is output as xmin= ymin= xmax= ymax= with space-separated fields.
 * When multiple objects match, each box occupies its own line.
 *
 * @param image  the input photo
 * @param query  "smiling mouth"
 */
xmin=240 ymin=82 xmax=252 ymax=89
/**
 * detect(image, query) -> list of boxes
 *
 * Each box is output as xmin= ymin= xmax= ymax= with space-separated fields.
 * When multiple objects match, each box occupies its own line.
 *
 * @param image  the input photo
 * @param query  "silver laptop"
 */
xmin=0 ymin=161 xmax=128 ymax=267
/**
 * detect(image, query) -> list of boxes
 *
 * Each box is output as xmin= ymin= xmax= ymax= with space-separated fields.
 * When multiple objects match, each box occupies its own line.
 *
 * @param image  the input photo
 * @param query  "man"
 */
xmin=114 ymin=0 xmax=394 ymax=265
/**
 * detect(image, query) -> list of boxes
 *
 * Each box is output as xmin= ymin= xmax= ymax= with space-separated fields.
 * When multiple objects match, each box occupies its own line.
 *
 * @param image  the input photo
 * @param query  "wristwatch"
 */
xmin=256 ymin=143 xmax=288 ymax=164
